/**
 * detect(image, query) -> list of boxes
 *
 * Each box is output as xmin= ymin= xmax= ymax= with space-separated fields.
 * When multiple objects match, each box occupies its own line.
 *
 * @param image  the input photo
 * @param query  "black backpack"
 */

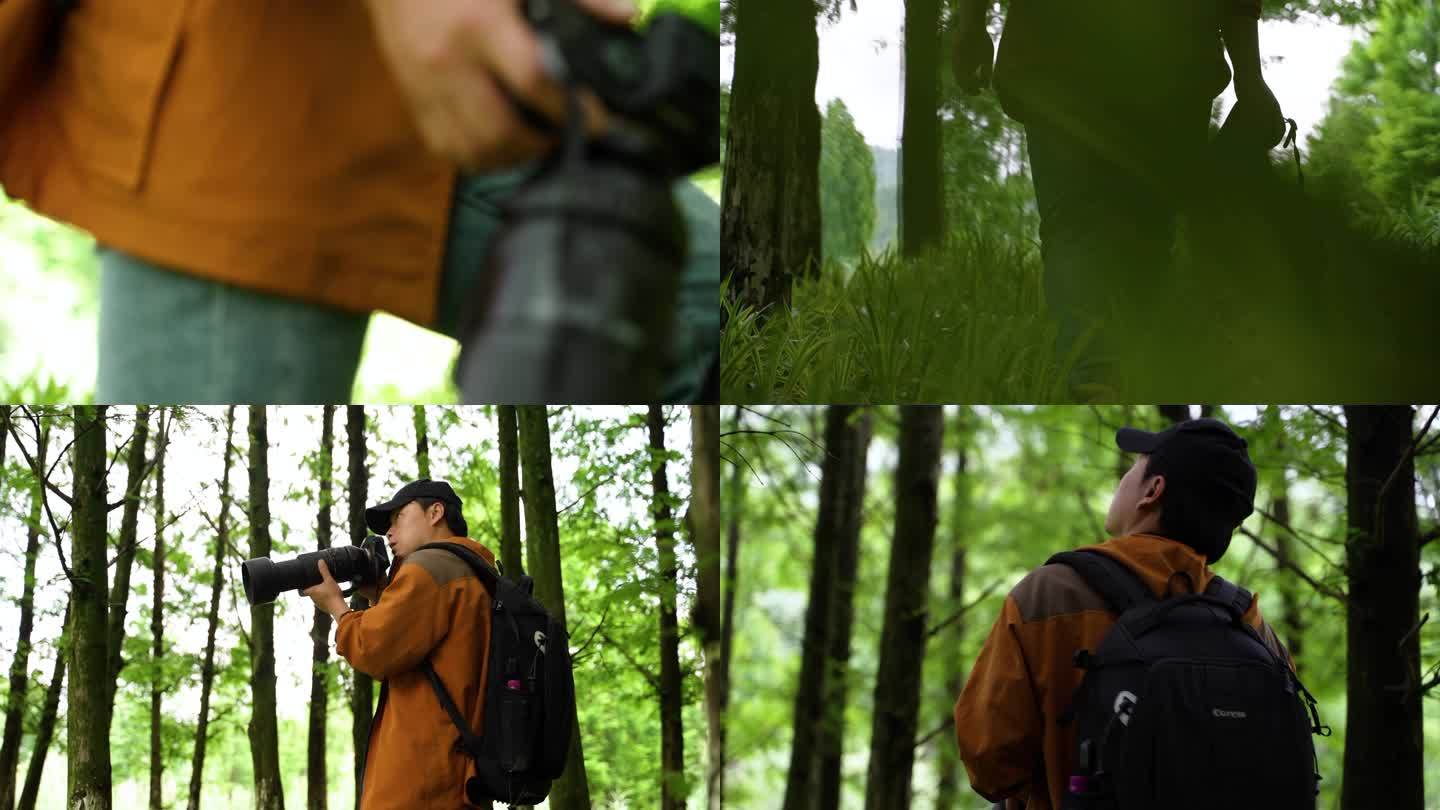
xmin=414 ymin=542 xmax=576 ymax=807
xmin=1046 ymin=550 xmax=1329 ymax=810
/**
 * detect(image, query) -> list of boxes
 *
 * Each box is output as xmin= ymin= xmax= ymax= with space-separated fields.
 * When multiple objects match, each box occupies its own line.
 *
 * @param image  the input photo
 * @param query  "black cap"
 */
xmin=1115 ymin=418 xmax=1257 ymax=559
xmin=365 ymin=479 xmax=463 ymax=534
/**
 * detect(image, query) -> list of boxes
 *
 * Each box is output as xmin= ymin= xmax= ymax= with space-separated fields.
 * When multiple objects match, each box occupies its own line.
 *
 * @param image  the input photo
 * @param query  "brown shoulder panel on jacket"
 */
xmin=405 ymin=548 xmax=474 ymax=586
xmin=1011 ymin=563 xmax=1111 ymax=624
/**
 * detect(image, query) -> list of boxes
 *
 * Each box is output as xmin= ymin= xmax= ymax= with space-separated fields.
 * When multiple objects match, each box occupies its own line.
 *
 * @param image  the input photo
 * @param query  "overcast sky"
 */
xmin=721 ymin=8 xmax=1363 ymax=150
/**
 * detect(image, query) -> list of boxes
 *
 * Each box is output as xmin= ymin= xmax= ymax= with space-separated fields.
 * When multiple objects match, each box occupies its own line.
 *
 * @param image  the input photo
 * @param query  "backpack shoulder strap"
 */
xmin=1045 ymin=549 xmax=1153 ymax=615
xmin=1202 ymin=573 xmax=1253 ymax=620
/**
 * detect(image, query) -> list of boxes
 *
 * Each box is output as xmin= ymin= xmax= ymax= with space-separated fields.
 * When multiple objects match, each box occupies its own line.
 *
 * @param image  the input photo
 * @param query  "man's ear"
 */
xmin=1139 ymin=473 xmax=1166 ymax=508
xmin=429 ymin=502 xmax=446 ymax=527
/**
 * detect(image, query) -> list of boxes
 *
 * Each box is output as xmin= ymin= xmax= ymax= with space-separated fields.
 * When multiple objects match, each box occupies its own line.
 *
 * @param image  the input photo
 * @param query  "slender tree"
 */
xmin=1341 ymin=405 xmax=1423 ymax=810
xmin=308 ymin=405 xmax=336 ymax=810
xmin=498 ymin=405 xmax=525 ymax=578
xmin=863 ymin=406 xmax=944 ymax=810
xmin=900 ymin=0 xmax=943 ymax=256
xmin=717 ymin=407 xmax=744 ymax=810
xmin=690 ymin=406 xmax=723 ymax=810
xmin=69 ymin=405 xmax=112 ymax=810
xmin=414 ymin=405 xmax=431 ymax=480
xmin=247 ymin=407 xmax=285 ymax=810
xmin=17 ymin=600 xmax=68 ymax=810
xmin=934 ymin=412 xmax=970 ymax=810
xmin=815 ymin=408 xmax=873 ymax=810
xmin=346 ymin=405 xmax=373 ymax=809
xmin=187 ymin=407 xmax=236 ymax=810
xmin=0 ymin=421 xmax=47 ymax=810
xmin=647 ymin=407 xmax=686 ymax=809
xmin=721 ymin=0 xmax=823 ymax=315
xmin=106 ymin=407 xmax=151 ymax=728
xmin=517 ymin=406 xmax=592 ymax=810
xmin=783 ymin=406 xmax=871 ymax=810
xmin=149 ymin=410 xmax=170 ymax=810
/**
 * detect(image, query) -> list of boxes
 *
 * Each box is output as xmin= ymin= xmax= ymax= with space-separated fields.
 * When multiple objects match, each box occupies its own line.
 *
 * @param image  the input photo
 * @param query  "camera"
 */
xmin=241 ymin=535 xmax=391 ymax=605
xmin=456 ymin=0 xmax=720 ymax=402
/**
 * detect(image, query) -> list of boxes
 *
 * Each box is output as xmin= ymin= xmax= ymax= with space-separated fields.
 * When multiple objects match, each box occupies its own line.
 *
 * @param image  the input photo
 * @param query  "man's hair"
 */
xmin=1141 ymin=456 xmax=1241 ymax=559
xmin=413 ymin=497 xmax=469 ymax=538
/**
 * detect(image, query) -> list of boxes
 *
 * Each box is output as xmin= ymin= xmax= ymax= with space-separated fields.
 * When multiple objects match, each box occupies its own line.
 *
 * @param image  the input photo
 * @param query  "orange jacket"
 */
xmin=0 ymin=0 xmax=454 ymax=326
xmin=953 ymin=533 xmax=1293 ymax=810
xmin=336 ymin=537 xmax=496 ymax=810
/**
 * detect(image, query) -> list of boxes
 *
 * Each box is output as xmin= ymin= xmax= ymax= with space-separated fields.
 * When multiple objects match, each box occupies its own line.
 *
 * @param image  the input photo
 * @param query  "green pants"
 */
xmin=96 ymin=168 xmax=719 ymax=403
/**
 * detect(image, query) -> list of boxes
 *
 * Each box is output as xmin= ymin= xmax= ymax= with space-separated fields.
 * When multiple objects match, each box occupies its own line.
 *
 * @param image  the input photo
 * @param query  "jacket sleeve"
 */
xmin=335 ymin=560 xmax=452 ymax=679
xmin=954 ymin=595 xmax=1044 ymax=803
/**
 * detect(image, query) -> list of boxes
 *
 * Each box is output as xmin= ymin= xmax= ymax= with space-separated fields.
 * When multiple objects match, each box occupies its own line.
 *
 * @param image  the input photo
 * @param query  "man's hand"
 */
xmin=363 ymin=0 xmax=636 ymax=171
xmin=303 ymin=559 xmax=350 ymax=620
xmin=951 ymin=18 xmax=994 ymax=96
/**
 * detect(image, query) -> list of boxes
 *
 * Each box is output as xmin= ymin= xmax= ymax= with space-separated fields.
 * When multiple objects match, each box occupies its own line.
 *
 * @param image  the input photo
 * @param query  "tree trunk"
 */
xmin=1157 ymin=405 xmax=1192 ymax=424
xmin=346 ymin=405 xmax=373 ymax=809
xmin=782 ymin=406 xmax=870 ymax=810
xmin=689 ymin=406 xmax=723 ymax=810
xmin=1271 ymin=489 xmax=1304 ymax=664
xmin=646 ymin=407 xmax=686 ymax=810
xmin=247 ymin=407 xmax=285 ymax=810
xmin=863 ymin=406 xmax=944 ymax=810
xmin=900 ymin=0 xmax=943 ymax=258
xmin=106 ymin=407 xmax=151 ymax=729
xmin=717 ymin=408 xmax=743 ymax=810
xmin=498 ymin=406 xmax=525 ymax=578
xmin=1341 ymin=406 xmax=1422 ymax=810
xmin=18 ymin=601 xmax=68 ymax=810
xmin=69 ymin=405 xmax=112 ymax=810
xmin=413 ymin=405 xmax=430 ymax=480
xmin=187 ymin=407 xmax=235 ymax=810
xmin=816 ymin=409 xmax=873 ymax=810
xmin=934 ymin=417 xmax=970 ymax=810
xmin=150 ymin=410 xmax=169 ymax=810
xmin=721 ymin=0 xmax=822 ymax=316
xmin=308 ymin=405 xmax=336 ymax=810
xmin=517 ymin=406 xmax=592 ymax=810
xmin=0 ymin=421 xmax=48 ymax=810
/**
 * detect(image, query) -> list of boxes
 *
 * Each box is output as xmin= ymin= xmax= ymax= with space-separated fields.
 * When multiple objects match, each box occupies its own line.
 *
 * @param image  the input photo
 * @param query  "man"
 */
xmin=953 ymin=418 xmax=1294 ymax=810
xmin=0 ymin=0 xmax=717 ymax=402
xmin=304 ymin=478 xmax=499 ymax=809
xmin=951 ymin=1 xmax=1286 ymax=393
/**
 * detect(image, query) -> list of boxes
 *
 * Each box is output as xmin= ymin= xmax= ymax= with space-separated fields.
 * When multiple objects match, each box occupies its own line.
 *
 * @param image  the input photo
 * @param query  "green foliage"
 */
xmin=819 ymin=99 xmax=878 ymax=263
xmin=721 ymin=231 xmax=1066 ymax=402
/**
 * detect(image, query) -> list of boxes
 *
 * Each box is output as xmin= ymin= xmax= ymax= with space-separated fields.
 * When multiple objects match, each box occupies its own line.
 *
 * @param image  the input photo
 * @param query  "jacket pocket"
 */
xmin=50 ymin=0 xmax=187 ymax=192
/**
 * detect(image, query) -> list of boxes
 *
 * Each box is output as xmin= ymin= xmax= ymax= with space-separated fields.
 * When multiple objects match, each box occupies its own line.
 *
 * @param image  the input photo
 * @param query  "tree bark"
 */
xmin=1341 ymin=406 xmax=1422 ymax=810
xmin=934 ymin=416 xmax=969 ymax=810
xmin=497 ymin=406 xmax=525 ymax=579
xmin=721 ymin=0 xmax=822 ymax=316
xmin=647 ymin=407 xmax=686 ymax=810
xmin=863 ymin=406 xmax=944 ymax=810
xmin=187 ymin=407 xmax=235 ymax=810
xmin=816 ymin=409 xmax=873 ymax=810
xmin=18 ymin=601 xmax=67 ymax=810
xmin=517 ymin=406 xmax=592 ymax=810
xmin=413 ymin=405 xmax=430 ymax=480
xmin=689 ymin=406 xmax=723 ymax=810
xmin=247 ymin=407 xmax=285 ymax=810
xmin=308 ymin=405 xmax=336 ymax=810
xmin=106 ymin=407 xmax=151 ymax=729
xmin=900 ymin=0 xmax=943 ymax=258
xmin=346 ymin=405 xmax=373 ymax=810
xmin=0 ymin=421 xmax=47 ymax=810
xmin=149 ymin=410 xmax=169 ymax=810
xmin=69 ymin=405 xmax=112 ymax=810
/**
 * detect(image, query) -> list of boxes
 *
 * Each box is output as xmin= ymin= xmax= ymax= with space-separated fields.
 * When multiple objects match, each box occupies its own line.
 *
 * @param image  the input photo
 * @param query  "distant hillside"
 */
xmin=870 ymin=144 xmax=898 ymax=255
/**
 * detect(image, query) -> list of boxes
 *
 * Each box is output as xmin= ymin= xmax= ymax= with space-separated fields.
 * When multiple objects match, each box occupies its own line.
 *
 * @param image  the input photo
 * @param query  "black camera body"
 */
xmin=456 ymin=0 xmax=719 ymax=402
xmin=241 ymin=535 xmax=390 ymax=605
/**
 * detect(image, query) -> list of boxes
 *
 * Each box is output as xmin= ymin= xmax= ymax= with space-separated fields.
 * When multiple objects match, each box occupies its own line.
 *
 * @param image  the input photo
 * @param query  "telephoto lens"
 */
xmin=241 ymin=535 xmax=390 ymax=605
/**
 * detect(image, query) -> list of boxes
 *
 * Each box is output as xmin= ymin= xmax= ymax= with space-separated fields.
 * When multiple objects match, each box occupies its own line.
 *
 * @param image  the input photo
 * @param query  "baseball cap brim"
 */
xmin=1116 ymin=427 xmax=1164 ymax=453
xmin=365 ymin=497 xmax=408 ymax=534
